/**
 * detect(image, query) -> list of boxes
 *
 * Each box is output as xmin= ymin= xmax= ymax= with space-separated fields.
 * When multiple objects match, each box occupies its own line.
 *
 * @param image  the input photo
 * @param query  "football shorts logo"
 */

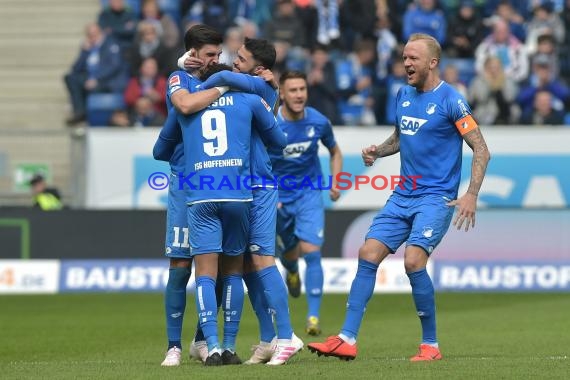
xmin=249 ymin=244 xmax=261 ymax=252
xmin=426 ymin=103 xmax=437 ymax=115
xmin=422 ymin=227 xmax=434 ymax=238
xmin=402 ymin=101 xmax=411 ymax=107
xmin=400 ymin=116 xmax=428 ymax=135
xmin=283 ymin=141 xmax=312 ymax=158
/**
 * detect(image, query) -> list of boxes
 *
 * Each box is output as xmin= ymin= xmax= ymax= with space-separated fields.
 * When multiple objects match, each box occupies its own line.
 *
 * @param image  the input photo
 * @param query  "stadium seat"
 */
xmin=564 ymin=112 xmax=570 ymax=126
xmin=440 ymin=58 xmax=476 ymax=86
xmin=100 ymin=0 xmax=141 ymax=16
xmin=86 ymin=93 xmax=125 ymax=127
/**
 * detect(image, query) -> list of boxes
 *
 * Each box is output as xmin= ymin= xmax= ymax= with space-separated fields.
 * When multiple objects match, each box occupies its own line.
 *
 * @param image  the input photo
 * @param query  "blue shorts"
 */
xmin=165 ymin=174 xmax=190 ymax=259
xmin=276 ymin=190 xmax=324 ymax=252
xmin=247 ymin=187 xmax=278 ymax=256
xmin=366 ymin=193 xmax=454 ymax=255
xmin=187 ymin=201 xmax=250 ymax=256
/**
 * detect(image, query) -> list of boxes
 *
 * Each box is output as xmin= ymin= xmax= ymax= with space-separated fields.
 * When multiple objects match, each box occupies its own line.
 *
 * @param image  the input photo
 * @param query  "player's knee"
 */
xmin=169 ymin=258 xmax=192 ymax=268
xmin=404 ymin=257 xmax=425 ymax=273
xmin=358 ymin=241 xmax=388 ymax=264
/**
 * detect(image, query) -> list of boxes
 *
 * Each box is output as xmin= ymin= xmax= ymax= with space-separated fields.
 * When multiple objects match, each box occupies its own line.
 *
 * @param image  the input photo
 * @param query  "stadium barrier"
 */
xmin=1 ymin=208 xmax=569 ymax=293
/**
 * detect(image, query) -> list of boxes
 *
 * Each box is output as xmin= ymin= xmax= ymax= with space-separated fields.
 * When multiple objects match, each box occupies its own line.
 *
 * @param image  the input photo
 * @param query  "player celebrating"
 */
xmin=180 ymin=38 xmax=304 ymax=365
xmin=269 ymin=70 xmax=343 ymax=336
xmin=172 ymin=63 xmax=288 ymax=366
xmin=153 ymin=24 xmax=224 ymax=367
xmin=308 ymin=33 xmax=490 ymax=361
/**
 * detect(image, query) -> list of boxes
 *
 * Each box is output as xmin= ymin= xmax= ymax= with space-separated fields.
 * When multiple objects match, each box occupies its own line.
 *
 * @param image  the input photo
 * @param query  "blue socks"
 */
xmin=243 ymin=271 xmax=276 ymax=343
xmin=222 ymin=274 xmax=244 ymax=352
xmin=258 ymin=265 xmax=293 ymax=340
xmin=194 ymin=275 xmax=223 ymax=342
xmin=165 ymin=267 xmax=191 ymax=349
xmin=407 ymin=268 xmax=437 ymax=345
xmin=340 ymin=259 xmax=378 ymax=340
xmin=304 ymin=251 xmax=324 ymax=318
xmin=195 ymin=276 xmax=220 ymax=351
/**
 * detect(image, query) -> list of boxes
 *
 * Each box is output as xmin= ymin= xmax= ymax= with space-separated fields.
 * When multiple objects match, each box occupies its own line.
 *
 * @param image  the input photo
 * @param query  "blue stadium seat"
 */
xmin=564 ymin=112 xmax=570 ymax=126
xmin=87 ymin=93 xmax=125 ymax=127
xmin=440 ymin=58 xmax=476 ymax=86
xmin=100 ymin=0 xmax=141 ymax=16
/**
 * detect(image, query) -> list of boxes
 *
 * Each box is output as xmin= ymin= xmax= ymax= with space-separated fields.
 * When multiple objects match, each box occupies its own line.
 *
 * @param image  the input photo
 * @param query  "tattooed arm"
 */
xmin=362 ymin=127 xmax=400 ymax=166
xmin=463 ymin=128 xmax=491 ymax=196
xmin=447 ymin=127 xmax=491 ymax=231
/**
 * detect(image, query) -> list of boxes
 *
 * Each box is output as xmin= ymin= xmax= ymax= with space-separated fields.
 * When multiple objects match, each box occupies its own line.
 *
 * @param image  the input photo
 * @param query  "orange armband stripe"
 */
xmin=455 ymin=115 xmax=478 ymax=135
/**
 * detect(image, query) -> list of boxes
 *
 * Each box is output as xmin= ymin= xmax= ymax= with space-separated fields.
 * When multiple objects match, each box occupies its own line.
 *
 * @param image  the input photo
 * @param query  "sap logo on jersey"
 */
xmin=400 ymin=116 xmax=428 ymax=135
xmin=283 ymin=141 xmax=311 ymax=159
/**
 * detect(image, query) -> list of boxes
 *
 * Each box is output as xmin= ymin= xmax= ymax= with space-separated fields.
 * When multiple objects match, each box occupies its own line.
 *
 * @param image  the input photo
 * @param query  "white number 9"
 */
xmin=201 ymin=109 xmax=228 ymax=156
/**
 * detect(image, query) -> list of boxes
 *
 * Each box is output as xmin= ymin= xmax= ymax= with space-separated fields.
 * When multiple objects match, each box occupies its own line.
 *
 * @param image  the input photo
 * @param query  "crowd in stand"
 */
xmin=63 ymin=0 xmax=570 ymax=127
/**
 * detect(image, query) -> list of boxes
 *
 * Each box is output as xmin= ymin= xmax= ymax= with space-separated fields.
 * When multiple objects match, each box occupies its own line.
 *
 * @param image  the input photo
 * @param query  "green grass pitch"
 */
xmin=1 ymin=293 xmax=568 ymax=379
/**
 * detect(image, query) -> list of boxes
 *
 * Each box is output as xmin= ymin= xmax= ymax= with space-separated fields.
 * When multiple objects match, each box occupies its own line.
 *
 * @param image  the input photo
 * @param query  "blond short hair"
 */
xmin=408 ymin=33 xmax=441 ymax=61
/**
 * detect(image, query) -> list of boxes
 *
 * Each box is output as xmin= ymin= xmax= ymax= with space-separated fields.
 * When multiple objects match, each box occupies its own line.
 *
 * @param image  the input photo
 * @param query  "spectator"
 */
xmin=140 ymin=0 xmax=180 ymax=49
xmin=264 ymin=0 xmax=307 ymax=48
xmin=468 ymin=56 xmax=519 ymax=125
xmin=315 ymin=0 xmax=340 ymax=45
xmin=294 ymin=0 xmax=319 ymax=50
xmin=97 ymin=0 xmax=137 ymax=52
xmin=443 ymin=64 xmax=469 ymax=98
xmin=64 ymin=23 xmax=128 ymax=126
xmin=531 ymin=33 xmax=560 ymax=76
xmin=128 ymin=21 xmax=179 ymax=76
xmin=517 ymin=53 xmax=570 ymax=116
xmin=483 ymin=1 xmax=526 ymax=42
xmin=375 ymin=15 xmax=398 ymax=82
xmin=474 ymin=17 xmax=528 ymax=82
xmin=219 ymin=27 xmax=244 ymax=66
xmin=402 ymin=0 xmax=447 ymax=46
xmin=338 ymin=0 xmax=377 ymax=51
xmin=109 ymin=109 xmax=131 ymax=127
xmin=130 ymin=96 xmax=166 ymax=127
xmin=306 ymin=44 xmax=343 ymax=125
xmin=181 ymin=0 xmax=228 ymax=33
xmin=229 ymin=0 xmax=273 ymax=29
xmin=525 ymin=2 xmax=565 ymax=55
xmin=29 ymin=174 xmax=62 ymax=211
xmin=446 ymin=0 xmax=484 ymax=58
xmin=124 ymin=57 xmax=167 ymax=118
xmin=383 ymin=59 xmax=407 ymax=125
xmin=520 ymin=89 xmax=566 ymax=125
xmin=336 ymin=39 xmax=377 ymax=125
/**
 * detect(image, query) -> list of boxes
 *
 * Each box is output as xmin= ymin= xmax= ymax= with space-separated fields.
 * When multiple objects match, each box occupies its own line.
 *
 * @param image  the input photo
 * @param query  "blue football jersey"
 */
xmin=164 ymin=71 xmax=202 ymax=173
xmin=178 ymin=91 xmax=286 ymax=204
xmin=395 ymin=81 xmax=477 ymax=198
xmin=269 ymin=107 xmax=337 ymax=203
xmin=201 ymin=71 xmax=280 ymax=187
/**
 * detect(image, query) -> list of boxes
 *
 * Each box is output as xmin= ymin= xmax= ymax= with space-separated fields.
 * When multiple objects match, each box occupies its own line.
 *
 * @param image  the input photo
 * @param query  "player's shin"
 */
xmin=195 ymin=276 xmax=220 ymax=351
xmin=340 ymin=259 xmax=379 ymax=342
xmin=258 ymin=265 xmax=294 ymax=339
xmin=165 ymin=267 xmax=191 ymax=349
xmin=407 ymin=268 xmax=437 ymax=346
xmin=304 ymin=251 xmax=324 ymax=318
xmin=244 ymin=271 xmax=276 ymax=343
xmin=222 ymin=274 xmax=245 ymax=352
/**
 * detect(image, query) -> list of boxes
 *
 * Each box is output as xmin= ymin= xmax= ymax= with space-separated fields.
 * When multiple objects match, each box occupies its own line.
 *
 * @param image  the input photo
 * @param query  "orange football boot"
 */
xmin=410 ymin=344 xmax=442 ymax=361
xmin=308 ymin=336 xmax=357 ymax=361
